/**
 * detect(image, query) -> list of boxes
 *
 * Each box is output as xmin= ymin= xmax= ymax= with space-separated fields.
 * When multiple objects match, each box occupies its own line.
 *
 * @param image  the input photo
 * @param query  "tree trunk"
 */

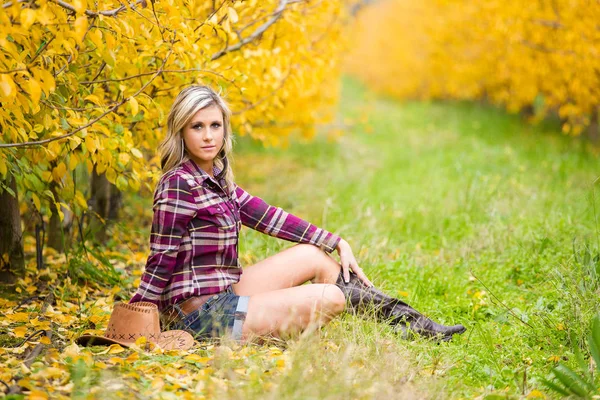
xmin=585 ymin=108 xmax=599 ymax=145
xmin=89 ymin=169 xmax=121 ymax=244
xmin=0 ymin=174 xmax=25 ymax=283
xmin=47 ymin=180 xmax=73 ymax=252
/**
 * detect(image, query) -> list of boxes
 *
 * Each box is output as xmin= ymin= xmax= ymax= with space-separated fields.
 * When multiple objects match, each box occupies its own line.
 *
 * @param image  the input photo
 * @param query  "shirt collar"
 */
xmin=181 ymin=157 xmax=227 ymax=186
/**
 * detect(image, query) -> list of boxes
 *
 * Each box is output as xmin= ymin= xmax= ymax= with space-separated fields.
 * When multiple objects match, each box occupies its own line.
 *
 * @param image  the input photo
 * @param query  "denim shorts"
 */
xmin=170 ymin=286 xmax=250 ymax=342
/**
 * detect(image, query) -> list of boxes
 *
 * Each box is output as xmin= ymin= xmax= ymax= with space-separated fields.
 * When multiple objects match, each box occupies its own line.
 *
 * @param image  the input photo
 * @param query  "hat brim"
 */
xmin=76 ymin=330 xmax=194 ymax=351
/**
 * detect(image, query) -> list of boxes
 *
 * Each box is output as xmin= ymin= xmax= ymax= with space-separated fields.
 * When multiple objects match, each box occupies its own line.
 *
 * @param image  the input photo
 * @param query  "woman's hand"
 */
xmin=336 ymin=239 xmax=373 ymax=287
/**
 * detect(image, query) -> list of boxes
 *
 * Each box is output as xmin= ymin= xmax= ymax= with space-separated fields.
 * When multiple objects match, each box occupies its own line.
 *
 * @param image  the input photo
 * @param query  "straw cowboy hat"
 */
xmin=76 ymin=301 xmax=194 ymax=351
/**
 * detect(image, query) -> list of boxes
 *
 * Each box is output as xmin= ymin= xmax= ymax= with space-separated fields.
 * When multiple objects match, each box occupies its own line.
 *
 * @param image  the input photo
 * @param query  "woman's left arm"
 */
xmin=235 ymin=184 xmax=373 ymax=287
xmin=235 ymin=184 xmax=340 ymax=252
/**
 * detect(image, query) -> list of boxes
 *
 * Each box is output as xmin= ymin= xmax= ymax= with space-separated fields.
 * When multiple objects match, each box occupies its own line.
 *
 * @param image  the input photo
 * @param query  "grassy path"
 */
xmin=231 ymin=78 xmax=600 ymax=398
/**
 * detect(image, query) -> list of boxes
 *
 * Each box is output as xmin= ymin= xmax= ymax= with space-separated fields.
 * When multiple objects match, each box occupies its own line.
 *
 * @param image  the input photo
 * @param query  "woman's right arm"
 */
xmin=129 ymin=175 xmax=197 ymax=305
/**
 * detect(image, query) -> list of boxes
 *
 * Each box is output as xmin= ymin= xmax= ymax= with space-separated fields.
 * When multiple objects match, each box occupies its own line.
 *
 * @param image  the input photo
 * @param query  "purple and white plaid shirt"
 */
xmin=129 ymin=158 xmax=341 ymax=311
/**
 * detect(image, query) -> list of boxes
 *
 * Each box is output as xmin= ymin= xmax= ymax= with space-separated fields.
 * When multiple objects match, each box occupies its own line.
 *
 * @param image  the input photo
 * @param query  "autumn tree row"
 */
xmin=0 ymin=0 xmax=355 ymax=280
xmin=347 ymin=0 xmax=600 ymax=140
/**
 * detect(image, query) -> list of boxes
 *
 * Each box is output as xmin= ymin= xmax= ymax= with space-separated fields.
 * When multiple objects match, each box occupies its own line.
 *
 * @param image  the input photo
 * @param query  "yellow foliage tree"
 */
xmin=0 ymin=0 xmax=354 ymax=257
xmin=346 ymin=0 xmax=600 ymax=139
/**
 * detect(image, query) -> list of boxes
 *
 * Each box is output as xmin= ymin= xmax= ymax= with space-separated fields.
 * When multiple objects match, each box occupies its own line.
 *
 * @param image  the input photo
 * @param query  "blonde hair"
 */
xmin=160 ymin=85 xmax=235 ymax=194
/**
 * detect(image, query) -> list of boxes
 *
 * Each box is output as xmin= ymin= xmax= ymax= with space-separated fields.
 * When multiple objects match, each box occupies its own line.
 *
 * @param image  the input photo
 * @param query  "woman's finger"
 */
xmin=341 ymin=260 xmax=350 ymax=283
xmin=352 ymin=264 xmax=373 ymax=287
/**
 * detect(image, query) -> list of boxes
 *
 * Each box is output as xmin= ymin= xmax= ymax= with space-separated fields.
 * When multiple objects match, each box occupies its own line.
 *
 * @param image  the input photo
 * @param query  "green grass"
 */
xmin=227 ymin=76 xmax=600 ymax=398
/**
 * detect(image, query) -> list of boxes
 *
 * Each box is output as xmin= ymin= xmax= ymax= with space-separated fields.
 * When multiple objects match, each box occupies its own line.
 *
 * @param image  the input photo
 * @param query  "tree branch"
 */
xmin=80 ymin=68 xmax=236 ymax=85
xmin=3 ymin=0 xmax=147 ymax=15
xmin=0 ymin=45 xmax=174 ymax=149
xmin=211 ymin=0 xmax=289 ymax=61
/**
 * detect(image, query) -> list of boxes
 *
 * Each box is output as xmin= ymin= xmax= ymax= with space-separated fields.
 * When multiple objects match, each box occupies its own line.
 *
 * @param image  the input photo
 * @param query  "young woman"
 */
xmin=129 ymin=85 xmax=466 ymax=343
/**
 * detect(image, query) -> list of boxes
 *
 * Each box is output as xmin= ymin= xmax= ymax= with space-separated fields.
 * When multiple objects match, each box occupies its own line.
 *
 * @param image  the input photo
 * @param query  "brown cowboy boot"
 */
xmin=335 ymin=271 xmax=466 ymax=341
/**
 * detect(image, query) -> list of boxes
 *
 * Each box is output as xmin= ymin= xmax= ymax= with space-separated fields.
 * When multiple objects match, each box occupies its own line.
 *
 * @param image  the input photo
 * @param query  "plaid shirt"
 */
xmin=129 ymin=158 xmax=341 ymax=311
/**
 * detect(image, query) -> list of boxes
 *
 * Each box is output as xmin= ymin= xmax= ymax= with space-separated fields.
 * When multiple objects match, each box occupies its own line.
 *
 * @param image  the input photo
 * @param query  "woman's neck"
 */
xmin=190 ymin=157 xmax=214 ymax=178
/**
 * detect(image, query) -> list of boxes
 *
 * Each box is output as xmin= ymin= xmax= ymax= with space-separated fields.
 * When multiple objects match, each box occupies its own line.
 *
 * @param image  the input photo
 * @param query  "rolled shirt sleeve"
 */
xmin=235 ymin=184 xmax=341 ymax=253
xmin=129 ymin=175 xmax=198 ymax=305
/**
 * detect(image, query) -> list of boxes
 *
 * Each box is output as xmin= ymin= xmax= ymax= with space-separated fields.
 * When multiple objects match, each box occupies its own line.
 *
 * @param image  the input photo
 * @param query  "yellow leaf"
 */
xmin=108 ymin=344 xmax=125 ymax=354
xmin=88 ymin=29 xmax=104 ymax=51
xmin=95 ymin=361 xmax=108 ymax=369
xmin=151 ymin=377 xmax=164 ymax=390
xmin=41 ymin=171 xmax=52 ymax=182
xmin=13 ymin=326 xmax=28 ymax=338
xmin=116 ymin=175 xmax=128 ymax=191
xmin=526 ymin=389 xmax=546 ymax=399
xmin=54 ymin=202 xmax=64 ymax=222
xmin=7 ymin=312 xmax=29 ymax=322
xmin=52 ymin=162 xmax=67 ymax=181
xmin=33 ymin=68 xmax=55 ymax=96
xmin=37 ymin=5 xmax=53 ymax=26
xmin=126 ymin=352 xmax=139 ymax=362
xmin=185 ymin=354 xmax=211 ymax=363
xmin=72 ymin=0 xmax=86 ymax=14
xmin=32 ymin=366 xmax=64 ymax=380
xmin=129 ymin=178 xmax=140 ymax=191
xmin=39 ymin=336 xmax=52 ymax=345
xmin=105 ymin=167 xmax=116 ymax=184
xmin=61 ymin=342 xmax=80 ymax=359
xmin=0 ymin=156 xmax=7 ymax=177
xmin=85 ymin=135 xmax=97 ymax=153
xmin=20 ymin=9 xmax=37 ymax=30
xmin=74 ymin=16 xmax=88 ymax=44
xmin=129 ymin=96 xmax=139 ymax=116
xmin=84 ymin=94 xmax=102 ymax=106
xmin=69 ymin=153 xmax=79 ymax=171
xmin=134 ymin=336 xmax=147 ymax=347
xmin=28 ymin=78 xmax=42 ymax=104
xmin=74 ymin=191 xmax=88 ymax=210
xmin=118 ymin=152 xmax=130 ymax=165
xmin=30 ymin=318 xmax=51 ymax=329
xmin=31 ymin=193 xmax=41 ymax=212
xmin=88 ymin=314 xmax=105 ymax=325
xmin=227 ymin=7 xmax=239 ymax=23
xmin=131 ymin=148 xmax=143 ymax=159
xmin=107 ymin=357 xmax=124 ymax=365
xmin=0 ymin=74 xmax=16 ymax=98
xmin=27 ymin=390 xmax=48 ymax=400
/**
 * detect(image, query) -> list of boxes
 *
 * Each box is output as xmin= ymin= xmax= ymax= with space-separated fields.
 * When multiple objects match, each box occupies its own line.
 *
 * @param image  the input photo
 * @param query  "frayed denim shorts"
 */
xmin=170 ymin=286 xmax=250 ymax=342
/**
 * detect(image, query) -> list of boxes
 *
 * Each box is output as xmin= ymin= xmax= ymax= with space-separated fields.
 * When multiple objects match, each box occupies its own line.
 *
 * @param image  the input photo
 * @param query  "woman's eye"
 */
xmin=193 ymin=124 xmax=203 ymax=129
xmin=212 ymin=123 xmax=221 ymax=128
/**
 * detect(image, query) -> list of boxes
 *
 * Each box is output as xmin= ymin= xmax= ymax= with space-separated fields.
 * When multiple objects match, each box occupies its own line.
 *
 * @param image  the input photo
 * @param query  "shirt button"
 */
xmin=213 ymin=295 xmax=219 ymax=299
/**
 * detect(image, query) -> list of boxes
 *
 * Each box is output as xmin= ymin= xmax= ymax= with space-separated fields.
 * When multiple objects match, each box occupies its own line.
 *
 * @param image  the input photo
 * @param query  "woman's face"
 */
xmin=181 ymin=105 xmax=225 ymax=170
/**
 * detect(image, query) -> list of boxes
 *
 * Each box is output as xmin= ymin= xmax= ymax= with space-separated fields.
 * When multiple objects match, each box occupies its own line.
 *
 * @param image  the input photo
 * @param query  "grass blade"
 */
xmin=552 ymin=364 xmax=593 ymax=398
xmin=589 ymin=315 xmax=600 ymax=374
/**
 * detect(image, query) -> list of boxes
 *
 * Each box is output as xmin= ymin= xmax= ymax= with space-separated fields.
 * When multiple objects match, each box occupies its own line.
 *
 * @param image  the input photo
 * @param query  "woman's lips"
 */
xmin=201 ymin=146 xmax=215 ymax=150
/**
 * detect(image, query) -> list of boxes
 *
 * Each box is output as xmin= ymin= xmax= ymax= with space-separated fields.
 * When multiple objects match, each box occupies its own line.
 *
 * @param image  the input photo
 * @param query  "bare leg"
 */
xmin=233 ymin=244 xmax=342 ymax=296
xmin=241 ymin=283 xmax=345 ymax=340
xmin=231 ymin=244 xmax=345 ymax=340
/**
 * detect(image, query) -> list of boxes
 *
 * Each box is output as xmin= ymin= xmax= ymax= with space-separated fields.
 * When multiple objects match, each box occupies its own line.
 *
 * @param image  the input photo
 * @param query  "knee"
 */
xmin=321 ymin=284 xmax=346 ymax=315
xmin=294 ymin=243 xmax=324 ymax=258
